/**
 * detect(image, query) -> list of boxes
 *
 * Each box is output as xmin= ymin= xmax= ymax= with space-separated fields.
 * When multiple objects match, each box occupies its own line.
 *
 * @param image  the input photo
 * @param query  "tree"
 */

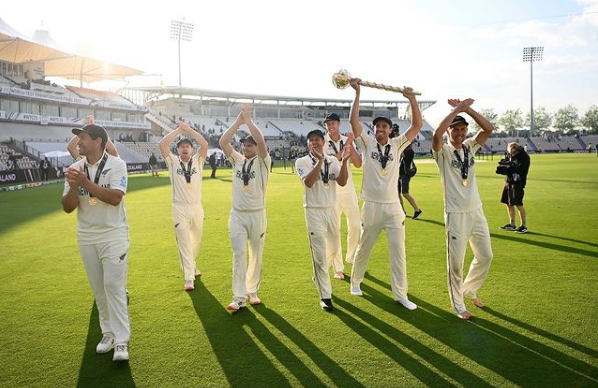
xmin=553 ymin=104 xmax=579 ymax=131
xmin=498 ymin=109 xmax=523 ymax=134
xmin=525 ymin=106 xmax=552 ymax=131
xmin=582 ymin=105 xmax=598 ymax=134
xmin=470 ymin=108 xmax=498 ymax=132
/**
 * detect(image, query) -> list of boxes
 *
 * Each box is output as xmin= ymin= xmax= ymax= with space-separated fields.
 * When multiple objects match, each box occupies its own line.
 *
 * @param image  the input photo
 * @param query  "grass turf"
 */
xmin=0 ymin=153 xmax=597 ymax=388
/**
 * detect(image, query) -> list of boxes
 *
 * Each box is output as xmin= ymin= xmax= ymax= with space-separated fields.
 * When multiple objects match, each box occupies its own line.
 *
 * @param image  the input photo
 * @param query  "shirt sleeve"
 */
xmin=110 ymin=159 xmax=128 ymax=194
xmin=296 ymin=157 xmax=311 ymax=181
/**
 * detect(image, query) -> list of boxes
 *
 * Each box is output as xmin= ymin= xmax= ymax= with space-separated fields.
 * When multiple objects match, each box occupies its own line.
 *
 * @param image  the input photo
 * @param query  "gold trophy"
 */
xmin=332 ymin=69 xmax=421 ymax=95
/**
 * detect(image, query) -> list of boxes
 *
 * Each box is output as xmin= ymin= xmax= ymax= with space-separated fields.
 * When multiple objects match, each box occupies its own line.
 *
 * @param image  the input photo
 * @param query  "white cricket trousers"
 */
xmin=351 ymin=201 xmax=409 ymax=301
xmin=328 ymin=189 xmax=361 ymax=272
xmin=79 ymin=239 xmax=130 ymax=345
xmin=444 ymin=207 xmax=493 ymax=314
xmin=305 ymin=207 xmax=341 ymax=299
xmin=229 ymin=208 xmax=267 ymax=302
xmin=172 ymin=202 xmax=204 ymax=281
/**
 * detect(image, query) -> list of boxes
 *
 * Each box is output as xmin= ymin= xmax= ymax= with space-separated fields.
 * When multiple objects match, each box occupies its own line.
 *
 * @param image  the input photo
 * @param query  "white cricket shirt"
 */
xmin=63 ymin=153 xmax=129 ymax=245
xmin=433 ymin=137 xmax=482 ymax=213
xmin=228 ymin=151 xmax=271 ymax=211
xmin=355 ymin=132 xmax=410 ymax=204
xmin=166 ymin=152 xmax=205 ymax=205
xmin=323 ymin=133 xmax=357 ymax=195
xmin=296 ymin=154 xmax=341 ymax=208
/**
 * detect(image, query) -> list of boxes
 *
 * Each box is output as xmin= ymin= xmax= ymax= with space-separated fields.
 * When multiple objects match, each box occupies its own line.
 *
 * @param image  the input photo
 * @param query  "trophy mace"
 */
xmin=332 ymin=69 xmax=421 ymax=96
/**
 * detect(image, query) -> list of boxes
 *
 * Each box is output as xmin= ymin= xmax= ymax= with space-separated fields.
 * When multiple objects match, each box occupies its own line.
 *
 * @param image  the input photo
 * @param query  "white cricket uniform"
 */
xmin=324 ymin=134 xmax=361 ymax=270
xmin=433 ymin=137 xmax=493 ymax=314
xmin=166 ymin=152 xmax=205 ymax=281
xmin=352 ymin=132 xmax=412 ymax=301
xmin=296 ymin=154 xmax=342 ymax=300
xmin=227 ymin=151 xmax=271 ymax=302
xmin=63 ymin=153 xmax=130 ymax=345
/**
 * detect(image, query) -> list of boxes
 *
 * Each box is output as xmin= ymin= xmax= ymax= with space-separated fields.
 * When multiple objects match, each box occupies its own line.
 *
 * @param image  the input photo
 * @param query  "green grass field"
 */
xmin=1 ymin=153 xmax=597 ymax=388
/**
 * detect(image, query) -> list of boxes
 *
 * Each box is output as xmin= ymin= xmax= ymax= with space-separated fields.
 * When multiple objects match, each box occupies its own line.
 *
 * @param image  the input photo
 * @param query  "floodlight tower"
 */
xmin=170 ymin=19 xmax=194 ymax=86
xmin=523 ymin=46 xmax=543 ymax=136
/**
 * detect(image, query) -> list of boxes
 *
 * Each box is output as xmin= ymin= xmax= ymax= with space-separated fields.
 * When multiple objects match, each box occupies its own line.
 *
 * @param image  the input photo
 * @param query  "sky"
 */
xmin=2 ymin=0 xmax=597 ymax=126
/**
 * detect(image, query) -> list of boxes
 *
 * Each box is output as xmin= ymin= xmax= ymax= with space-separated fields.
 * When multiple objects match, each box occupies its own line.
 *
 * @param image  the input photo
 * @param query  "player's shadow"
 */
xmin=332 ymin=296 xmax=493 ymax=388
xmin=362 ymin=275 xmax=598 ymax=388
xmin=482 ymin=306 xmax=598 ymax=358
xmin=76 ymin=304 xmax=136 ymax=388
xmin=253 ymin=305 xmax=365 ymax=388
xmin=188 ymin=287 xmax=345 ymax=387
xmin=526 ymin=231 xmax=598 ymax=249
xmin=490 ymin=232 xmax=598 ymax=259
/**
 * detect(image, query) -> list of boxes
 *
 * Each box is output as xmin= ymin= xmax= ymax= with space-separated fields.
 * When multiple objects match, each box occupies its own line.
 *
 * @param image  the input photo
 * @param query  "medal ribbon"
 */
xmin=310 ymin=154 xmax=330 ymax=183
xmin=453 ymin=146 xmax=470 ymax=180
xmin=376 ymin=143 xmax=391 ymax=169
xmin=242 ymin=157 xmax=256 ymax=186
xmin=179 ymin=159 xmax=193 ymax=184
xmin=84 ymin=153 xmax=109 ymax=199
xmin=328 ymin=139 xmax=344 ymax=154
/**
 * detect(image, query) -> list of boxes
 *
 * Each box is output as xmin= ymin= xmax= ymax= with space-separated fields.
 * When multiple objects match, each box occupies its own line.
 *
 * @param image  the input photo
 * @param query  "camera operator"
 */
xmin=499 ymin=142 xmax=530 ymax=233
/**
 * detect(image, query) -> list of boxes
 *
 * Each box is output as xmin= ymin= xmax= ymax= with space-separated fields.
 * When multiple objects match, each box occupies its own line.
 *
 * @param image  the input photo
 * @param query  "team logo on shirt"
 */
xmin=119 ymin=176 xmax=127 ymax=188
xmin=235 ymin=170 xmax=256 ymax=180
xmin=371 ymin=151 xmax=394 ymax=162
xmin=101 ymin=169 xmax=112 ymax=176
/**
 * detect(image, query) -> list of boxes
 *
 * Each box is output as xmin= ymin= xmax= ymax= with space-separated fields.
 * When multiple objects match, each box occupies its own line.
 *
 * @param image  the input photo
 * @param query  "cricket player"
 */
xmin=432 ymin=98 xmax=494 ymax=320
xmin=323 ymin=113 xmax=362 ymax=280
xmin=219 ymin=105 xmax=271 ymax=311
xmin=159 ymin=122 xmax=209 ymax=291
xmin=296 ymin=129 xmax=351 ymax=311
xmin=62 ymin=123 xmax=131 ymax=362
xmin=348 ymin=78 xmax=422 ymax=310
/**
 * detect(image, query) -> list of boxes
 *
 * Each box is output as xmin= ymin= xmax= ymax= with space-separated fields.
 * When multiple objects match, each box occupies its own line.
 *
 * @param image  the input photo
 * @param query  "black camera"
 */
xmin=495 ymin=156 xmax=512 ymax=176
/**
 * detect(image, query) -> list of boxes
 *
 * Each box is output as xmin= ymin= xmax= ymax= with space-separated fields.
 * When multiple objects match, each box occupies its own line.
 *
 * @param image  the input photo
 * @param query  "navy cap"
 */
xmin=324 ymin=113 xmax=340 ymax=122
xmin=306 ymin=129 xmax=325 ymax=139
xmin=176 ymin=138 xmax=193 ymax=147
xmin=450 ymin=115 xmax=469 ymax=127
xmin=72 ymin=124 xmax=108 ymax=145
xmin=240 ymin=136 xmax=257 ymax=146
xmin=372 ymin=117 xmax=393 ymax=127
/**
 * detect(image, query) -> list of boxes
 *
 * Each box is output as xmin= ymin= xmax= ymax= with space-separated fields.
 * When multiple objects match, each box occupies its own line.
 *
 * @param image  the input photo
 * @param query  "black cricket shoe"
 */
xmin=320 ymin=298 xmax=334 ymax=312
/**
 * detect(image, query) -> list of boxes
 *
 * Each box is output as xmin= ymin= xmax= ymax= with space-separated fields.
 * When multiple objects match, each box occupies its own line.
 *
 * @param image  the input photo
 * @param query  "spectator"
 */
xmin=398 ymin=144 xmax=422 ymax=219
xmin=209 ymin=153 xmax=217 ymax=178
xmin=149 ymin=152 xmax=159 ymax=177
xmin=39 ymin=156 xmax=52 ymax=181
xmin=499 ymin=142 xmax=531 ymax=234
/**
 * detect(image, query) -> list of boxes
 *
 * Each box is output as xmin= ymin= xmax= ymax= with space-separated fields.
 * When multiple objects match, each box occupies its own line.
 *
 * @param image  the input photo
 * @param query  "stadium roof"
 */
xmin=126 ymin=85 xmax=437 ymax=110
xmin=0 ymin=17 xmax=143 ymax=84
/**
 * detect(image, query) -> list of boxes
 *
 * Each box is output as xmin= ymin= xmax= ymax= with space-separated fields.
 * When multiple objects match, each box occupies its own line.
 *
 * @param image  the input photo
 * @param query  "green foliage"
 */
xmin=498 ymin=108 xmax=523 ymax=132
xmin=525 ymin=106 xmax=553 ymax=130
xmin=1 ymin=155 xmax=597 ymax=388
xmin=470 ymin=108 xmax=498 ymax=132
xmin=553 ymin=104 xmax=579 ymax=130
xmin=582 ymin=105 xmax=598 ymax=133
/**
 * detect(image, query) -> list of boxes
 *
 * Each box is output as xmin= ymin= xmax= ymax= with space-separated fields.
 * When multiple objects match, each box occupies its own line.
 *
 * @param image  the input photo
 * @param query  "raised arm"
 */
xmin=344 ymin=132 xmax=362 ymax=167
xmin=349 ymin=78 xmax=364 ymax=139
xmin=179 ymin=122 xmax=209 ymax=159
xmin=219 ymin=112 xmax=245 ymax=157
xmin=158 ymin=127 xmax=184 ymax=159
xmin=433 ymin=98 xmax=474 ymax=152
xmin=241 ymin=105 xmax=269 ymax=159
xmin=402 ymin=87 xmax=423 ymax=143
xmin=468 ymin=107 xmax=494 ymax=146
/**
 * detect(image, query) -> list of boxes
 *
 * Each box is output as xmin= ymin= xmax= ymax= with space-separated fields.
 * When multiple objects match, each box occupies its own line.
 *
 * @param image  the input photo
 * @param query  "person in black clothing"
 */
xmin=499 ymin=142 xmax=531 ymax=234
xmin=149 ymin=152 xmax=159 ymax=177
xmin=398 ymin=143 xmax=422 ymax=219
xmin=209 ymin=153 xmax=217 ymax=178
xmin=40 ymin=156 xmax=52 ymax=181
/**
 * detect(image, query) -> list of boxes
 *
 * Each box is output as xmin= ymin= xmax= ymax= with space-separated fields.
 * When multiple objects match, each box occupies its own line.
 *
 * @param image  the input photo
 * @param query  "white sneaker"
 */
xmin=96 ymin=335 xmax=114 ymax=354
xmin=226 ymin=300 xmax=246 ymax=311
xmin=397 ymin=298 xmax=418 ymax=310
xmin=248 ymin=293 xmax=261 ymax=306
xmin=184 ymin=280 xmax=194 ymax=291
xmin=194 ymin=268 xmax=202 ymax=277
xmin=350 ymin=286 xmax=363 ymax=296
xmin=112 ymin=343 xmax=129 ymax=362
